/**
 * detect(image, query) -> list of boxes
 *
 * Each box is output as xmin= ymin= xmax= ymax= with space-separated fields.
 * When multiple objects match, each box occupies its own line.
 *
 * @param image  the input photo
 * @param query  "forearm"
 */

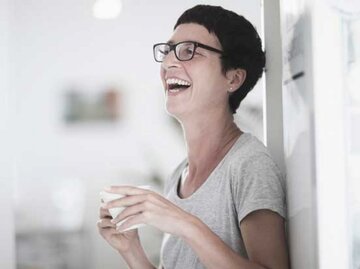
xmin=120 ymin=238 xmax=156 ymax=269
xmin=181 ymin=217 xmax=267 ymax=269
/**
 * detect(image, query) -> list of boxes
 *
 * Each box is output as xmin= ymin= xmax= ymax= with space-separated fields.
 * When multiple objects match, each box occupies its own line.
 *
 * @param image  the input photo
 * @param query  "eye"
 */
xmin=177 ymin=43 xmax=196 ymax=60
xmin=159 ymin=47 xmax=170 ymax=55
xmin=184 ymin=46 xmax=194 ymax=55
xmin=159 ymin=49 xmax=168 ymax=55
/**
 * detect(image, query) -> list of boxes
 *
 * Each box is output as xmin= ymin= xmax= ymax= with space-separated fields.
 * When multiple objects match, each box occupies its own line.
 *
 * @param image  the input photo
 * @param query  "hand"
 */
xmin=97 ymin=204 xmax=140 ymax=254
xmin=103 ymin=185 xmax=196 ymax=237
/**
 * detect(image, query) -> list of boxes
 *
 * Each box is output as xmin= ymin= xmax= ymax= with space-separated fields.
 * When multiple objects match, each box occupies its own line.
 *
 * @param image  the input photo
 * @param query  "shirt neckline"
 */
xmin=173 ymin=132 xmax=251 ymax=202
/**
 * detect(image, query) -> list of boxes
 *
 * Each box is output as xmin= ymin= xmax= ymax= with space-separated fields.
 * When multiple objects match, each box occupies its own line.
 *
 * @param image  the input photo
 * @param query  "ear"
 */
xmin=226 ymin=68 xmax=247 ymax=93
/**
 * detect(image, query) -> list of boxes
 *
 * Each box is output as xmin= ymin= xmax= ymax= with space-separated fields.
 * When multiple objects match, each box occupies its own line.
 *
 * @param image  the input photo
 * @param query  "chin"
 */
xmin=165 ymin=105 xmax=180 ymax=117
xmin=165 ymin=102 xmax=186 ymax=119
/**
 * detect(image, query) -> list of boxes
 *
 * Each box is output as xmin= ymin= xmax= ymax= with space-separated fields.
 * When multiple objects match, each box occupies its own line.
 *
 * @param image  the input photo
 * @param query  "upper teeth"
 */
xmin=166 ymin=78 xmax=191 ymax=86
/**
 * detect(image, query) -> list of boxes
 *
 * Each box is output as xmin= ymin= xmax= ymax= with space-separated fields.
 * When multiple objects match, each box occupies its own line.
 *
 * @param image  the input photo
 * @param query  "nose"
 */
xmin=161 ymin=49 xmax=181 ymax=70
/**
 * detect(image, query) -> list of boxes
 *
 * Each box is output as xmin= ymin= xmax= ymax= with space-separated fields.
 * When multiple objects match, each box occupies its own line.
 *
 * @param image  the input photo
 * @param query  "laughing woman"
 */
xmin=98 ymin=5 xmax=289 ymax=269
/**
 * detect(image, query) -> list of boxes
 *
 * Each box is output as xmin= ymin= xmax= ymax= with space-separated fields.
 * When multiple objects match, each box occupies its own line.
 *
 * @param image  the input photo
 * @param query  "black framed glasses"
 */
xmin=153 ymin=41 xmax=223 ymax=62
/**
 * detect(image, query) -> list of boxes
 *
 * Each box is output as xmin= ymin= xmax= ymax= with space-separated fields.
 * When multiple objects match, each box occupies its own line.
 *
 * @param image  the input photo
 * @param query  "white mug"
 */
xmin=100 ymin=185 xmax=151 ymax=232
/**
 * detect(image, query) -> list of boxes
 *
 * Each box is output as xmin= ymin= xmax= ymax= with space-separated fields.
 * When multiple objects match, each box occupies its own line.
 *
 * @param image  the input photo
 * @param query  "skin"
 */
xmin=97 ymin=23 xmax=290 ymax=269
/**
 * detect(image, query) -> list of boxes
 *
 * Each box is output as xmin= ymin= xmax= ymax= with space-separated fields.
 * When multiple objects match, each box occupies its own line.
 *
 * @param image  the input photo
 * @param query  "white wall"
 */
xmin=0 ymin=0 xmax=16 ymax=267
xmin=311 ymin=1 xmax=349 ymax=268
xmin=7 ymin=1 xmax=263 ymax=268
xmin=280 ymin=1 xmax=319 ymax=268
xmin=279 ymin=0 xmax=352 ymax=268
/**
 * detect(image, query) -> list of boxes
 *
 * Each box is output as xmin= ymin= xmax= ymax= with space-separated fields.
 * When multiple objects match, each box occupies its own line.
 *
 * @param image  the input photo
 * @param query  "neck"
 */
xmin=180 ymin=108 xmax=242 ymax=174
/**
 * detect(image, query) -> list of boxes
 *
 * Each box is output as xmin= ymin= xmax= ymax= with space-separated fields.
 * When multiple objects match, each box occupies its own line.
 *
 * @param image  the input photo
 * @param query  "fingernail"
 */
xmin=104 ymin=186 xmax=111 ymax=191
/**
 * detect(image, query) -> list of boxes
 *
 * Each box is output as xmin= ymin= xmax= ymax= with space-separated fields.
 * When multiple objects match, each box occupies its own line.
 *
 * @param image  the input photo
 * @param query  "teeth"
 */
xmin=166 ymin=78 xmax=191 ymax=86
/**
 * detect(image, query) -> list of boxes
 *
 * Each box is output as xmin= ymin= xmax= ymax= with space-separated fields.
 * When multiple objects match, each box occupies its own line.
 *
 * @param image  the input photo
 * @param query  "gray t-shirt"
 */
xmin=160 ymin=133 xmax=286 ymax=269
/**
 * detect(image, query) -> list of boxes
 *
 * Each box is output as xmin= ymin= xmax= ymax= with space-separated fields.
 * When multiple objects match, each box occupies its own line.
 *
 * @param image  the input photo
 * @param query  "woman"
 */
xmin=98 ymin=5 xmax=289 ymax=269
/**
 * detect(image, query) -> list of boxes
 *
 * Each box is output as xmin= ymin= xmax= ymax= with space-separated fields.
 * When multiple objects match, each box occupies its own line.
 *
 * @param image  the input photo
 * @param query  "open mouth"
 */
xmin=166 ymin=78 xmax=191 ymax=93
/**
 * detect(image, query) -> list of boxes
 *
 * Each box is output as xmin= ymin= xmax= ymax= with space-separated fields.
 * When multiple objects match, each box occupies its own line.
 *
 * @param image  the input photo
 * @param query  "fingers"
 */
xmin=99 ymin=187 xmax=169 ymax=234
xmin=104 ymin=185 xmax=150 ymax=196
xmin=97 ymin=222 xmax=119 ymax=242
xmin=99 ymin=206 xmax=113 ymax=219
xmin=117 ymin=214 xmax=145 ymax=233
xmin=104 ymin=193 xmax=149 ymax=209
xmin=97 ymin=218 xmax=116 ymax=229
xmin=112 ymin=202 xmax=148 ymax=224
xmin=104 ymin=191 xmax=166 ymax=209
xmin=97 ymin=218 xmax=118 ymax=241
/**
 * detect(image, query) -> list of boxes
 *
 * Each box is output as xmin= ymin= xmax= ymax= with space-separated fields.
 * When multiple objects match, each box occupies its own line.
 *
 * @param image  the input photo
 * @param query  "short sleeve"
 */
xmin=231 ymin=152 xmax=287 ymax=223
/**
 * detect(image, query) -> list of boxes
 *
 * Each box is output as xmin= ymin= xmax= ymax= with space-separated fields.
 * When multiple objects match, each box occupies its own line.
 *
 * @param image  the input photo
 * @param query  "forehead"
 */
xmin=169 ymin=23 xmax=221 ymax=48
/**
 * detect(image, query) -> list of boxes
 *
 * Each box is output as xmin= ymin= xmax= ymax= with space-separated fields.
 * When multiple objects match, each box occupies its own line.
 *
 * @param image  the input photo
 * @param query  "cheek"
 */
xmin=208 ymin=64 xmax=228 ymax=91
xmin=160 ymin=67 xmax=166 ymax=87
xmin=199 ymin=59 xmax=224 ymax=80
xmin=196 ymin=70 xmax=227 ymax=93
xmin=160 ymin=66 xmax=165 ymax=79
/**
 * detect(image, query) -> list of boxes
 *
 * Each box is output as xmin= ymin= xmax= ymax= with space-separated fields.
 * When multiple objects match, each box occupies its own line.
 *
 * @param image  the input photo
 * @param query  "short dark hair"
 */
xmin=174 ymin=5 xmax=266 ymax=114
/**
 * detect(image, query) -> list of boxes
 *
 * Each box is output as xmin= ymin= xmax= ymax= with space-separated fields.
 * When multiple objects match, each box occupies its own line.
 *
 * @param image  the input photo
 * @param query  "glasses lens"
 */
xmin=176 ymin=42 xmax=195 ymax=61
xmin=154 ymin=44 xmax=170 ymax=62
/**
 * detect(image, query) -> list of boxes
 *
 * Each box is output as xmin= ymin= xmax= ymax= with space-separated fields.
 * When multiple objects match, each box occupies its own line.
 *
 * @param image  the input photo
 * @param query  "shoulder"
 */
xmin=228 ymin=133 xmax=279 ymax=170
xmin=227 ymin=134 xmax=287 ymax=220
xmin=227 ymin=133 xmax=285 ymax=188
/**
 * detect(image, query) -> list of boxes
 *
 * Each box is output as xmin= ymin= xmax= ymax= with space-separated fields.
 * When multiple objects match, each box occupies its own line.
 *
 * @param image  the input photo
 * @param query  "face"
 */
xmin=160 ymin=23 xmax=232 ymax=119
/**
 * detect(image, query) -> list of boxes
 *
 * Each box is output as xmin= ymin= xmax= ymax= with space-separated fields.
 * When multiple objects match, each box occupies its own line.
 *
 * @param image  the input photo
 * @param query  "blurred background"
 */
xmin=1 ymin=0 xmax=359 ymax=269
xmin=0 ymin=0 xmax=264 ymax=268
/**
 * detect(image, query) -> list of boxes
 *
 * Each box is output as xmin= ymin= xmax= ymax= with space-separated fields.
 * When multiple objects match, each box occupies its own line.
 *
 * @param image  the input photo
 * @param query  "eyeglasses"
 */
xmin=153 ymin=41 xmax=223 ymax=62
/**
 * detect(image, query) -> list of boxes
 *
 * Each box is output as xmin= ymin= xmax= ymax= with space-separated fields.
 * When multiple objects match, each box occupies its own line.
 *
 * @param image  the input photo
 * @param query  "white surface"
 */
xmin=279 ymin=0 xmax=351 ymax=268
xmin=311 ymin=1 xmax=350 ymax=268
xmin=0 ymin=180 xmax=15 ymax=269
xmin=280 ymin=0 xmax=319 ymax=268
xmin=263 ymin=0 xmax=285 ymax=172
xmin=0 ymin=0 xmax=15 ymax=268
xmin=264 ymin=2 xmax=319 ymax=268
xmin=93 ymin=0 xmax=123 ymax=19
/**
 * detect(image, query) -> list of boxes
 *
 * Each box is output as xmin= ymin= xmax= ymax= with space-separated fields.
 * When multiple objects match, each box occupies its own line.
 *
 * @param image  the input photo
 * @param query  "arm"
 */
xmin=240 ymin=210 xmax=290 ymax=269
xmin=105 ymin=186 xmax=289 ymax=269
xmin=120 ymin=238 xmax=156 ymax=269
xmin=182 ymin=209 xmax=289 ymax=269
